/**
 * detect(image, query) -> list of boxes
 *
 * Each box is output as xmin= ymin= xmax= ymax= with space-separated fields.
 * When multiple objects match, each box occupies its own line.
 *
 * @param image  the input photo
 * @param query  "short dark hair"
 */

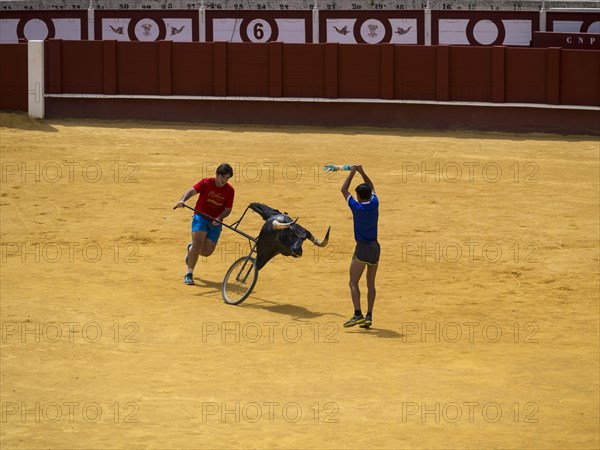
xmin=356 ymin=183 xmax=372 ymax=201
xmin=216 ymin=163 xmax=233 ymax=177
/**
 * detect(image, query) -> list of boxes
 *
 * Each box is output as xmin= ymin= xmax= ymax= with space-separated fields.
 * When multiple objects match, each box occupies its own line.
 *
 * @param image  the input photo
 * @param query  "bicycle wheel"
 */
xmin=222 ymin=256 xmax=258 ymax=305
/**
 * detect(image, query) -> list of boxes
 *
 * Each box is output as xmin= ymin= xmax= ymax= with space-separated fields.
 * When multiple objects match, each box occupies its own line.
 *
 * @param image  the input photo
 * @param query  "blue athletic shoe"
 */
xmin=185 ymin=242 xmax=192 ymax=265
xmin=184 ymin=273 xmax=194 ymax=285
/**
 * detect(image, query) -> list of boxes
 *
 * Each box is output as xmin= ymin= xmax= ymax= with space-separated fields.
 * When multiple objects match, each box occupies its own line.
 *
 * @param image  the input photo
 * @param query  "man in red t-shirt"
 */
xmin=174 ymin=163 xmax=235 ymax=285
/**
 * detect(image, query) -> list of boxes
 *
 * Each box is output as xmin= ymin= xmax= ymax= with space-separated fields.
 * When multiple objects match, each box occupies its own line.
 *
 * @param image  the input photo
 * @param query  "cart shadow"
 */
xmin=193 ymin=278 xmax=223 ymax=291
xmin=193 ymin=279 xmax=342 ymax=321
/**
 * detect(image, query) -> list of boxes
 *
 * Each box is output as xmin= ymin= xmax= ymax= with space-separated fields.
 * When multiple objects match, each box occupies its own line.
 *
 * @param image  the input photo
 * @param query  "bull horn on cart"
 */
xmin=272 ymin=218 xmax=298 ymax=229
xmin=307 ymin=226 xmax=330 ymax=248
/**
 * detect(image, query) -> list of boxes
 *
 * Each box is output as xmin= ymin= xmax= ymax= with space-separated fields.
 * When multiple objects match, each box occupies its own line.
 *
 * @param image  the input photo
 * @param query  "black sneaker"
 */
xmin=343 ymin=314 xmax=366 ymax=328
xmin=184 ymin=273 xmax=194 ymax=285
xmin=185 ymin=242 xmax=192 ymax=265
xmin=360 ymin=315 xmax=372 ymax=328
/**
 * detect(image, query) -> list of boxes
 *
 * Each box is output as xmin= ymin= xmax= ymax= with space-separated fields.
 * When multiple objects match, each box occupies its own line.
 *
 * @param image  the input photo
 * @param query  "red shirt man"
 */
xmin=193 ymin=177 xmax=235 ymax=218
xmin=175 ymin=164 xmax=235 ymax=285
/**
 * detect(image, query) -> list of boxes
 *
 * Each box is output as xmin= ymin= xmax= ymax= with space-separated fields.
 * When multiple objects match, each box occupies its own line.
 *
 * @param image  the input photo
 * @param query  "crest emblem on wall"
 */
xmin=367 ymin=24 xmax=379 ymax=37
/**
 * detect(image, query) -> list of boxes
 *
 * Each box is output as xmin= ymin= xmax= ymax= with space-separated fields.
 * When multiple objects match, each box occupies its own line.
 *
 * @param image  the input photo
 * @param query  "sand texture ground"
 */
xmin=1 ymin=113 xmax=598 ymax=448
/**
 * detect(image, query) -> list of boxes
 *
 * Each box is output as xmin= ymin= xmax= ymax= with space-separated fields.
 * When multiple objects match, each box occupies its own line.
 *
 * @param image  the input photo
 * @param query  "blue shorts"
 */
xmin=192 ymin=214 xmax=222 ymax=243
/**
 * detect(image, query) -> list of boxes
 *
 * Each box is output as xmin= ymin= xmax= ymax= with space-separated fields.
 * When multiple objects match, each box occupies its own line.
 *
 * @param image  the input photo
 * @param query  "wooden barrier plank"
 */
xmin=546 ymin=47 xmax=561 ymax=105
xmin=47 ymin=39 xmax=62 ymax=94
xmin=325 ymin=43 xmax=338 ymax=99
xmin=380 ymin=44 xmax=394 ymax=100
xmin=214 ymin=41 xmax=227 ymax=97
xmin=492 ymin=46 xmax=505 ymax=103
xmin=436 ymin=45 xmax=449 ymax=101
xmin=158 ymin=40 xmax=172 ymax=96
xmin=269 ymin=42 xmax=282 ymax=98
xmin=103 ymin=40 xmax=117 ymax=95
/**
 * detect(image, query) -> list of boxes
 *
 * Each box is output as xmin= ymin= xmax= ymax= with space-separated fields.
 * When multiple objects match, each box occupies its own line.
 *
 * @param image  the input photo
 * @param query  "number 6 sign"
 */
xmin=240 ymin=18 xmax=279 ymax=42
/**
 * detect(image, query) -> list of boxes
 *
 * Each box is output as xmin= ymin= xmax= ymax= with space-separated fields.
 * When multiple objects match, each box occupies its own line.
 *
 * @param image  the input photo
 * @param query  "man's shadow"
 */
xmin=345 ymin=327 xmax=404 ymax=339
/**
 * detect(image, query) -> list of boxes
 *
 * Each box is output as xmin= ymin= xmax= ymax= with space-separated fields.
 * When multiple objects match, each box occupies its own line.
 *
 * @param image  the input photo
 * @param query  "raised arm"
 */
xmin=356 ymin=165 xmax=375 ymax=193
xmin=341 ymin=166 xmax=357 ymax=200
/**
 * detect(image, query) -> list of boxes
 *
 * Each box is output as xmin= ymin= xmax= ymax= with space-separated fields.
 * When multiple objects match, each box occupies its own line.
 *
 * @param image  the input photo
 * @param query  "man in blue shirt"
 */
xmin=340 ymin=165 xmax=380 ymax=328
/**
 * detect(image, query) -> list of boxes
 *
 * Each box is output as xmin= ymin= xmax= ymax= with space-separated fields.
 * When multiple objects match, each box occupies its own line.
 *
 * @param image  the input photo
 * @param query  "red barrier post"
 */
xmin=325 ymin=43 xmax=338 ymax=98
xmin=269 ymin=41 xmax=282 ymax=98
xmin=214 ymin=41 xmax=227 ymax=97
xmin=436 ymin=45 xmax=449 ymax=101
xmin=103 ymin=40 xmax=117 ymax=95
xmin=492 ymin=46 xmax=505 ymax=103
xmin=158 ymin=40 xmax=172 ymax=96
xmin=546 ymin=47 xmax=561 ymax=105
xmin=47 ymin=39 xmax=62 ymax=94
xmin=381 ymin=43 xmax=395 ymax=100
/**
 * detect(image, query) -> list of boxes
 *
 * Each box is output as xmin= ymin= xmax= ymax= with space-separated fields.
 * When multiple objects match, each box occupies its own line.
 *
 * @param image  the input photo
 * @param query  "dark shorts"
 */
xmin=353 ymin=240 xmax=380 ymax=265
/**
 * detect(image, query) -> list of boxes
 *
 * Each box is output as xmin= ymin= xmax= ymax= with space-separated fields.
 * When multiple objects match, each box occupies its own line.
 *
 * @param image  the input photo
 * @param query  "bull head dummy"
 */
xmin=249 ymin=202 xmax=330 ymax=271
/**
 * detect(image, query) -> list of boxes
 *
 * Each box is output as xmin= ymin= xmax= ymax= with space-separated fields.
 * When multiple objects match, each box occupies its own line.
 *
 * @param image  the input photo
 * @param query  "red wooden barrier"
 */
xmin=103 ymin=40 xmax=117 ymax=95
xmin=227 ymin=43 xmax=270 ymax=98
xmin=504 ymin=48 xmax=548 ymax=104
xmin=65 ymin=41 xmax=104 ymax=94
xmin=2 ymin=40 xmax=599 ymax=116
xmin=0 ymin=43 xmax=27 ymax=111
xmin=450 ymin=46 xmax=493 ymax=102
xmin=436 ymin=45 xmax=449 ymax=101
xmin=171 ymin=43 xmax=214 ymax=96
xmin=393 ymin=45 xmax=436 ymax=101
xmin=325 ymin=44 xmax=338 ymax=99
xmin=117 ymin=42 xmax=159 ymax=95
xmin=380 ymin=44 xmax=394 ymax=100
xmin=158 ymin=41 xmax=172 ymax=96
xmin=492 ymin=46 xmax=505 ymax=103
xmin=281 ymin=44 xmax=326 ymax=98
xmin=214 ymin=41 xmax=227 ymax=97
xmin=269 ymin=42 xmax=282 ymax=98
xmin=338 ymin=44 xmax=381 ymax=98
xmin=561 ymin=50 xmax=600 ymax=106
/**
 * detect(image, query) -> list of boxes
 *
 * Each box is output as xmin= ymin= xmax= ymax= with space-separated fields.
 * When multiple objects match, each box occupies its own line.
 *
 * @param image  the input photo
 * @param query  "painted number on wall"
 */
xmin=249 ymin=19 xmax=271 ymax=41
xmin=240 ymin=18 xmax=278 ymax=42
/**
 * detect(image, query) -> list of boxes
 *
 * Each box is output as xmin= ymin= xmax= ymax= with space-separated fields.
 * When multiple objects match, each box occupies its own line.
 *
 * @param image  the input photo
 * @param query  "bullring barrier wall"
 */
xmin=2 ymin=6 xmax=598 ymax=135
xmin=1 ymin=39 xmax=598 ymax=134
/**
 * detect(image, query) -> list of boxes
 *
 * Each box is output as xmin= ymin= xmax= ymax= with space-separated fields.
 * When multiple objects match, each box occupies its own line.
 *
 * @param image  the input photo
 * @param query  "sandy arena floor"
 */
xmin=0 ymin=112 xmax=599 ymax=449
